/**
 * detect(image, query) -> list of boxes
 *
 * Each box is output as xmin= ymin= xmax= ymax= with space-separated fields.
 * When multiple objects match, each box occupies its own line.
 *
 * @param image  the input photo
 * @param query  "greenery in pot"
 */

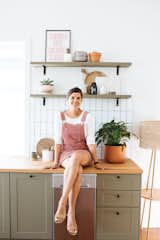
xmin=95 ymin=119 xmax=131 ymax=146
xmin=95 ymin=120 xmax=131 ymax=163
xmin=40 ymin=78 xmax=54 ymax=86
xmin=40 ymin=78 xmax=54 ymax=93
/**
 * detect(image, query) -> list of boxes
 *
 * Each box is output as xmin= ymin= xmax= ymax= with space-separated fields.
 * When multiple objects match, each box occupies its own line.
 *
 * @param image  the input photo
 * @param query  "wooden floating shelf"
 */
xmin=31 ymin=61 xmax=132 ymax=68
xmin=30 ymin=93 xmax=132 ymax=106
xmin=141 ymin=188 xmax=160 ymax=201
xmin=30 ymin=93 xmax=132 ymax=99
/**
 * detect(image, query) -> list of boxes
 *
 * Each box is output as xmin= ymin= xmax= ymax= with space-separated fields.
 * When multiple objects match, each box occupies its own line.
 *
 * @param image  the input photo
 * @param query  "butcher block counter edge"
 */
xmin=0 ymin=157 xmax=142 ymax=174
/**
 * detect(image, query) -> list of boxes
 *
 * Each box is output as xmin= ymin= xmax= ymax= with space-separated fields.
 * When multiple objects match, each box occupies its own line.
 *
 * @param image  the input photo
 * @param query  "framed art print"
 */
xmin=45 ymin=30 xmax=71 ymax=62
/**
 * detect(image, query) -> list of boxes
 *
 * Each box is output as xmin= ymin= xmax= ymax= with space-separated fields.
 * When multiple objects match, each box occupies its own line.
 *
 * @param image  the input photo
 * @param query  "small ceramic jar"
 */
xmin=64 ymin=48 xmax=72 ymax=62
xmin=42 ymin=149 xmax=53 ymax=162
xmin=31 ymin=152 xmax=38 ymax=161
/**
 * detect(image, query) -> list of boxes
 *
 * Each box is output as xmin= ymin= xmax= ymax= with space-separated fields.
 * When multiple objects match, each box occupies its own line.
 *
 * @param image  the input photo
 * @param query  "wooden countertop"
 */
xmin=0 ymin=156 xmax=142 ymax=174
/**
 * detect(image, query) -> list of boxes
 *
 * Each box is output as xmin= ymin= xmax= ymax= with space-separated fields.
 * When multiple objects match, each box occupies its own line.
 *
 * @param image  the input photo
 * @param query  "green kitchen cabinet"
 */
xmin=96 ymin=174 xmax=141 ymax=240
xmin=10 ymin=173 xmax=52 ymax=240
xmin=0 ymin=173 xmax=10 ymax=239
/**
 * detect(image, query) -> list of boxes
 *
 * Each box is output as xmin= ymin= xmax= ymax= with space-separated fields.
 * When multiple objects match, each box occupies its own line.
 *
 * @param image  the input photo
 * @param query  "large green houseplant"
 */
xmin=95 ymin=120 xmax=131 ymax=163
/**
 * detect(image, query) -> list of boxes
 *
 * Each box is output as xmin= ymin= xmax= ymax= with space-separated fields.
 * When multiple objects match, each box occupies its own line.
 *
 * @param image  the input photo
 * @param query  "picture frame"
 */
xmin=45 ymin=30 xmax=71 ymax=62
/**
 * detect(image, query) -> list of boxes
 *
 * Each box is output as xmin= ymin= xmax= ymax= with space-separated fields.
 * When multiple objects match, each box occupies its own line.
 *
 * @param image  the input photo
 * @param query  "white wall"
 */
xmin=1 ymin=0 xmax=160 ymax=226
xmin=1 ymin=0 xmax=160 ymax=123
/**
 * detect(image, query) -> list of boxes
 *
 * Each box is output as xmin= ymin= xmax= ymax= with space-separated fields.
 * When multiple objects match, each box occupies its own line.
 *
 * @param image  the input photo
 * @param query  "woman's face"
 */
xmin=67 ymin=92 xmax=82 ymax=109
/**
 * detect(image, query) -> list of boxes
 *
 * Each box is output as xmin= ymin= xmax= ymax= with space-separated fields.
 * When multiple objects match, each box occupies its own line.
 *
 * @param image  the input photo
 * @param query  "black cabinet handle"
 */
xmin=116 ymin=211 xmax=120 ymax=215
xmin=117 ymin=175 xmax=120 ymax=179
xmin=116 ymin=194 xmax=120 ymax=198
xmin=29 ymin=175 xmax=35 ymax=178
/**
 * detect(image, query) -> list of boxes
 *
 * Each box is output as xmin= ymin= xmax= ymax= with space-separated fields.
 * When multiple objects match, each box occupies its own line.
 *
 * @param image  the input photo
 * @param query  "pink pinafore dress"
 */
xmin=59 ymin=111 xmax=92 ymax=164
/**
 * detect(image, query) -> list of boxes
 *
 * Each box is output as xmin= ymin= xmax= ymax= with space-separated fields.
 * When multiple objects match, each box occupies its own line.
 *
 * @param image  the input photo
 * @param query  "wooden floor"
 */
xmin=141 ymin=228 xmax=160 ymax=240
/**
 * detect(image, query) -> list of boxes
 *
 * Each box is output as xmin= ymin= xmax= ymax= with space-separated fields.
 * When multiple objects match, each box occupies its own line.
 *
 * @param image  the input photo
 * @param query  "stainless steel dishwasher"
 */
xmin=52 ymin=174 xmax=96 ymax=240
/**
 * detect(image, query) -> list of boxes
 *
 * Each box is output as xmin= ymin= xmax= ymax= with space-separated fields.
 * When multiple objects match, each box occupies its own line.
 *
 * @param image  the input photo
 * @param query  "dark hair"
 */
xmin=66 ymin=87 xmax=83 ymax=99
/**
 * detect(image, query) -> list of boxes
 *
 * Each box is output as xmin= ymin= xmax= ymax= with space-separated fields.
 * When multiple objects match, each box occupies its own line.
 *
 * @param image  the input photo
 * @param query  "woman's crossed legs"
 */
xmin=54 ymin=150 xmax=91 ymax=235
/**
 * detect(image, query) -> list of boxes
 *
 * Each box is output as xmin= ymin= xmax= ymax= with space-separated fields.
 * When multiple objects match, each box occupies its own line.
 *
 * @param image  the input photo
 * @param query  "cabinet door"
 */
xmin=10 ymin=173 xmax=52 ymax=239
xmin=0 ymin=173 xmax=10 ymax=239
xmin=96 ymin=207 xmax=139 ymax=240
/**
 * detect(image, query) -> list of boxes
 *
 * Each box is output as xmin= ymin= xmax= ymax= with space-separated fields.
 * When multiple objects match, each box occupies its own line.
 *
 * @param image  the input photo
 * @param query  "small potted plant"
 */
xmin=40 ymin=78 xmax=54 ymax=93
xmin=89 ymin=52 xmax=102 ymax=62
xmin=95 ymin=120 xmax=131 ymax=163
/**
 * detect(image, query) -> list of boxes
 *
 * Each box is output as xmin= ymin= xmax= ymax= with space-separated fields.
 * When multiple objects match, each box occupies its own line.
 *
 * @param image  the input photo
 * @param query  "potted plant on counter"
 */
xmin=40 ymin=78 xmax=54 ymax=93
xmin=95 ymin=120 xmax=131 ymax=163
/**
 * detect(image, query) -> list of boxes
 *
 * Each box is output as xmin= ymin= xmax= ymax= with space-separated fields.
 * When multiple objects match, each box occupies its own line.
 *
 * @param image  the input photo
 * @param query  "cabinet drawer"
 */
xmin=97 ymin=190 xmax=140 ymax=207
xmin=97 ymin=174 xmax=141 ymax=190
xmin=96 ymin=207 xmax=139 ymax=240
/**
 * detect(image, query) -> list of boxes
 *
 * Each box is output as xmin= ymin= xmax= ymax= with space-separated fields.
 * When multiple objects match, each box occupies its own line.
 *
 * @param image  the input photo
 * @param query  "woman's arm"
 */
xmin=86 ymin=113 xmax=98 ymax=164
xmin=52 ymin=112 xmax=63 ymax=168
xmin=51 ymin=144 xmax=62 ymax=168
xmin=88 ymin=144 xmax=99 ymax=164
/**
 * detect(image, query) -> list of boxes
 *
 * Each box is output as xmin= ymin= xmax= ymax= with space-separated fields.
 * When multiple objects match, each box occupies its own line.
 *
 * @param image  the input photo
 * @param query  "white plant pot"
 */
xmin=41 ymin=85 xmax=54 ymax=93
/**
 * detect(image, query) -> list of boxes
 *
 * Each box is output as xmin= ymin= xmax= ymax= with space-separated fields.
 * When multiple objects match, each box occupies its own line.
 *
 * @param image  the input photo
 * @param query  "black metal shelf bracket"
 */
xmin=116 ymin=98 xmax=119 ymax=106
xmin=42 ymin=97 xmax=46 ymax=106
xmin=116 ymin=66 xmax=120 ymax=75
xmin=43 ymin=65 xmax=46 ymax=75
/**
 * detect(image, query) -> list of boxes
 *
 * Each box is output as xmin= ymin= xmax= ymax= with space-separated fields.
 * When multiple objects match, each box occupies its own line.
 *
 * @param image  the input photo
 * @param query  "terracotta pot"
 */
xmin=103 ymin=145 xmax=126 ymax=163
xmin=89 ymin=52 xmax=101 ymax=62
xmin=41 ymin=85 xmax=54 ymax=93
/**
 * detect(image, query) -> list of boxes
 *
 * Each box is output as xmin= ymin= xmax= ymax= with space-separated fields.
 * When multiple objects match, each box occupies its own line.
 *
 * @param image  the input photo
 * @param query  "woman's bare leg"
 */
xmin=67 ymin=165 xmax=83 ymax=235
xmin=68 ymin=165 xmax=82 ymax=211
xmin=54 ymin=164 xmax=70 ymax=223
xmin=61 ymin=151 xmax=90 ymax=202
xmin=54 ymin=150 xmax=91 ymax=228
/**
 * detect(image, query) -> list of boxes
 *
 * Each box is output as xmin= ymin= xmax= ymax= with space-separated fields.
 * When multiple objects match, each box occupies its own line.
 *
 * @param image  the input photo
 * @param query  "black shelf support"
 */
xmin=116 ymin=98 xmax=119 ymax=106
xmin=116 ymin=66 xmax=120 ymax=75
xmin=43 ymin=65 xmax=46 ymax=75
xmin=42 ymin=97 xmax=46 ymax=106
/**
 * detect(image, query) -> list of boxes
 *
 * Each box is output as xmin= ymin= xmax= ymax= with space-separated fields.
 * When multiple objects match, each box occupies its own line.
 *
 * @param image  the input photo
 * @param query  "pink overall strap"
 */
xmin=81 ymin=111 xmax=89 ymax=123
xmin=60 ymin=111 xmax=65 ymax=121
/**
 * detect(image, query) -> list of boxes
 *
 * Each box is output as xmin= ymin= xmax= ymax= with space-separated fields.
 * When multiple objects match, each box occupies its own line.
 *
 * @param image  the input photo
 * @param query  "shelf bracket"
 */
xmin=116 ymin=98 xmax=119 ymax=106
xmin=116 ymin=66 xmax=120 ymax=75
xmin=42 ymin=97 xmax=46 ymax=106
xmin=43 ymin=65 xmax=46 ymax=75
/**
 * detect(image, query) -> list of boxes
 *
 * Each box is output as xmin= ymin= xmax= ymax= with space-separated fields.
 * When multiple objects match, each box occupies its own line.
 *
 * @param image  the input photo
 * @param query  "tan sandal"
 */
xmin=54 ymin=201 xmax=66 ymax=224
xmin=67 ymin=212 xmax=78 ymax=236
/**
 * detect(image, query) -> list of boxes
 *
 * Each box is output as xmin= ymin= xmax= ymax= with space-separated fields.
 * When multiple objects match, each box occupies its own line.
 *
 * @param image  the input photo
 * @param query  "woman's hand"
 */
xmin=51 ymin=161 xmax=60 ymax=169
xmin=94 ymin=160 xmax=99 ymax=165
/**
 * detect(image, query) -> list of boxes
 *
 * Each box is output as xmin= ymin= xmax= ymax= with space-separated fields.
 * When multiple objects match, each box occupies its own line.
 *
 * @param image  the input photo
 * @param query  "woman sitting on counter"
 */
xmin=48 ymin=87 xmax=98 ymax=236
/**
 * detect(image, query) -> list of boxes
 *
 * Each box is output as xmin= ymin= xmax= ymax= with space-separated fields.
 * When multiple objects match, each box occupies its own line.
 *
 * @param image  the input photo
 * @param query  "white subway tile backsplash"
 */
xmin=30 ymin=96 xmax=133 ymax=157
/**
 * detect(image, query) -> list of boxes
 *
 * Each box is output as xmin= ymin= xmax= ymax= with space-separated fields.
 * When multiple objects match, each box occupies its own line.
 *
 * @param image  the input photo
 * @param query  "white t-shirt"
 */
xmin=54 ymin=111 xmax=96 ymax=145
